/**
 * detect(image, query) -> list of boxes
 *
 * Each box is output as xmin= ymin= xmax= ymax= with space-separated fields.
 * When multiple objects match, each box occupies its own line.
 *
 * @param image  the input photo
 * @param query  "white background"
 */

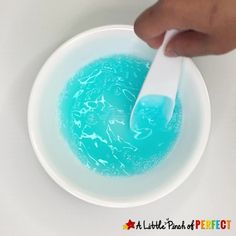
xmin=0 ymin=0 xmax=235 ymax=235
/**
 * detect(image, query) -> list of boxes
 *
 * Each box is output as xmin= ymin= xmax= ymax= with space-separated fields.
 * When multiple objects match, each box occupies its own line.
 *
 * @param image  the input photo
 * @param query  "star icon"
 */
xmin=126 ymin=219 xmax=135 ymax=230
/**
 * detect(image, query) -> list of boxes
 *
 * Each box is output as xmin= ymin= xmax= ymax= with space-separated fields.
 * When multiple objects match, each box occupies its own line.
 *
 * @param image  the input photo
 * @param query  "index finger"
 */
xmin=134 ymin=0 xmax=201 ymax=41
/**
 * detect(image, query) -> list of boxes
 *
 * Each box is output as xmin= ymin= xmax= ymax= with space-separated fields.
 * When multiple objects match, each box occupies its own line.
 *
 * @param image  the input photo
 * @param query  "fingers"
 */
xmin=134 ymin=2 xmax=172 ymax=41
xmin=134 ymin=0 xmax=213 ymax=53
xmin=134 ymin=0 xmax=236 ymax=57
xmin=146 ymin=33 xmax=165 ymax=48
xmin=134 ymin=1 xmax=192 ymax=43
xmin=165 ymin=30 xmax=211 ymax=57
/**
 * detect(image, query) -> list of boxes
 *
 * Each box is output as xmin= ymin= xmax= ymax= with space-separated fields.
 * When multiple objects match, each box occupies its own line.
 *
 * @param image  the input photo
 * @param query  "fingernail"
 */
xmin=165 ymin=48 xmax=178 ymax=57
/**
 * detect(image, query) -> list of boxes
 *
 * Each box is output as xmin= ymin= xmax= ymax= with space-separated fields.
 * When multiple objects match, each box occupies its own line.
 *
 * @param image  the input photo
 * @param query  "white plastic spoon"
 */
xmin=130 ymin=30 xmax=183 ymax=130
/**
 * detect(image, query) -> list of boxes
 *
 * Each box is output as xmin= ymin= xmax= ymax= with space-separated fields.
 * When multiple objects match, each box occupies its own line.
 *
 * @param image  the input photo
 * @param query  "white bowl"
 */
xmin=28 ymin=25 xmax=211 ymax=208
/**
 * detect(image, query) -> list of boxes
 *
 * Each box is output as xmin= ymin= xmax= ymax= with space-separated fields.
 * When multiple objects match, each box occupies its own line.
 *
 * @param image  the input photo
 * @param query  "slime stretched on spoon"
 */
xmin=130 ymin=30 xmax=183 ymax=130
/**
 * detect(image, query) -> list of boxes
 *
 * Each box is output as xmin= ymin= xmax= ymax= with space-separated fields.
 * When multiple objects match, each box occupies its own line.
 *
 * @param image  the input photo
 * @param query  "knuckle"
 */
xmin=134 ymin=16 xmax=146 ymax=39
xmin=134 ymin=24 xmax=147 ymax=40
xmin=134 ymin=5 xmax=158 ymax=39
xmin=134 ymin=18 xmax=141 ymax=35
xmin=146 ymin=6 xmax=156 ymax=19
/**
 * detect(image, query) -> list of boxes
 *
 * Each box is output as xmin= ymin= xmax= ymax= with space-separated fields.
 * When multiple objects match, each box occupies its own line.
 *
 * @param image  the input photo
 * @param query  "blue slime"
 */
xmin=59 ymin=55 xmax=182 ymax=176
xmin=131 ymin=95 xmax=173 ymax=130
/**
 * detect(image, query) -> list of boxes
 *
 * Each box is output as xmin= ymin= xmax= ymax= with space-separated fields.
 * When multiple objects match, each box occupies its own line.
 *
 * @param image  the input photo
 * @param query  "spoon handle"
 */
xmin=159 ymin=29 xmax=179 ymax=55
xmin=132 ymin=29 xmax=183 ymax=123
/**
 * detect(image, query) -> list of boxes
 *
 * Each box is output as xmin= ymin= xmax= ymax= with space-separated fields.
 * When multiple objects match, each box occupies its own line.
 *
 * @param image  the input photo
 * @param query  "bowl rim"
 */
xmin=28 ymin=24 xmax=211 ymax=208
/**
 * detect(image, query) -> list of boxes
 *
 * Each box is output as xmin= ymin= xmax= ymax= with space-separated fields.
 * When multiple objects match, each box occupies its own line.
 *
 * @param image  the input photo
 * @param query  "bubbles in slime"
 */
xmin=59 ymin=55 xmax=182 ymax=176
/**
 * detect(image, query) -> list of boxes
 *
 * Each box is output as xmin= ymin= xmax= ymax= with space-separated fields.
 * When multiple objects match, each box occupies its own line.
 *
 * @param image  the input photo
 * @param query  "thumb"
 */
xmin=165 ymin=31 xmax=210 ymax=57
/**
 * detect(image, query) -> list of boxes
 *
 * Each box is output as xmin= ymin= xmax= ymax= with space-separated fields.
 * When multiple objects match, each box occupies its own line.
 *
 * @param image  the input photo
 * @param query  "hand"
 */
xmin=134 ymin=0 xmax=236 ymax=57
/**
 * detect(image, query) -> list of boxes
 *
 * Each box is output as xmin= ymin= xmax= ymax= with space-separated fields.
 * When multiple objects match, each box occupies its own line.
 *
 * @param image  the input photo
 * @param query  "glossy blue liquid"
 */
xmin=59 ymin=55 xmax=182 ymax=176
xmin=131 ymin=95 xmax=173 ymax=130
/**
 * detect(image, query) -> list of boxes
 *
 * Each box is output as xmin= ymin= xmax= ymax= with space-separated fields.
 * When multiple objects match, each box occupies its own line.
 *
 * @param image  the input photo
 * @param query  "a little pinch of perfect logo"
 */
xmin=123 ymin=219 xmax=231 ymax=231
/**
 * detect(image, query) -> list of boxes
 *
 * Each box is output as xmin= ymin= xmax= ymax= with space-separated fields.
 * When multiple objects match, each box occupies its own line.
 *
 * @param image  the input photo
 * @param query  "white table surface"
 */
xmin=0 ymin=0 xmax=235 ymax=235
